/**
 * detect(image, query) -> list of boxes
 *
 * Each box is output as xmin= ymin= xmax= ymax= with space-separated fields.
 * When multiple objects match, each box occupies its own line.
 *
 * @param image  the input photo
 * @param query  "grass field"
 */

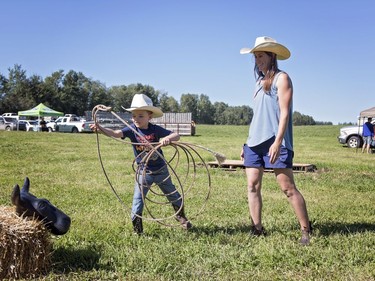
xmin=0 ymin=125 xmax=374 ymax=280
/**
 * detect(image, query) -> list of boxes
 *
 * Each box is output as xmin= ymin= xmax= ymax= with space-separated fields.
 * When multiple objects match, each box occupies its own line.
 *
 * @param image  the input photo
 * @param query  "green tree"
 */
xmin=28 ymin=74 xmax=46 ymax=105
xmin=0 ymin=64 xmax=328 ymax=125
xmin=228 ymin=105 xmax=253 ymax=125
xmin=213 ymin=102 xmax=229 ymax=125
xmin=109 ymin=83 xmax=161 ymax=112
xmin=159 ymin=93 xmax=180 ymax=112
xmin=128 ymin=83 xmax=160 ymax=107
xmin=1 ymin=64 xmax=34 ymax=112
xmin=293 ymin=111 xmax=316 ymax=125
xmin=222 ymin=107 xmax=240 ymax=125
xmin=213 ymin=103 xmax=252 ymax=125
xmin=180 ymin=93 xmax=198 ymax=121
xmin=0 ymin=73 xmax=9 ymax=111
xmin=60 ymin=70 xmax=90 ymax=115
xmin=197 ymin=94 xmax=214 ymax=124
xmin=86 ymin=80 xmax=111 ymax=111
xmin=43 ymin=70 xmax=65 ymax=111
xmin=108 ymin=85 xmax=131 ymax=111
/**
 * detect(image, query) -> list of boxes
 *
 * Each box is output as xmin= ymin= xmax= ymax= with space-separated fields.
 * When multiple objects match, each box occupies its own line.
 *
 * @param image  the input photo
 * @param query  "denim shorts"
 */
xmin=363 ymin=135 xmax=373 ymax=145
xmin=243 ymin=137 xmax=294 ymax=169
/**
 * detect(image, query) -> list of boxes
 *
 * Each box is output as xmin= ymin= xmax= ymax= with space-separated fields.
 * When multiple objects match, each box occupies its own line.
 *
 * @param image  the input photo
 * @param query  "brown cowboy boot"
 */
xmin=132 ymin=216 xmax=143 ymax=235
xmin=173 ymin=205 xmax=192 ymax=230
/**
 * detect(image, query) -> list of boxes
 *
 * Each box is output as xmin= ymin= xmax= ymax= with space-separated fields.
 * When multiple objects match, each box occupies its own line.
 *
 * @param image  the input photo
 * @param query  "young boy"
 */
xmin=90 ymin=94 xmax=192 ymax=234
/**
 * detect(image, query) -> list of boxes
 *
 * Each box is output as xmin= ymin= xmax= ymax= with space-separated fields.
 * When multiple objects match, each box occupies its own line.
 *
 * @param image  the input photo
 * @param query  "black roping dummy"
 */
xmin=11 ymin=177 xmax=71 ymax=235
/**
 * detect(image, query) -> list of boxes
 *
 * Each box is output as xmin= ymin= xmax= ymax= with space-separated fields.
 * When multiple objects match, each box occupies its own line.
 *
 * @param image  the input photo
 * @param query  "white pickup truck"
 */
xmin=337 ymin=120 xmax=375 ymax=148
xmin=47 ymin=115 xmax=85 ymax=133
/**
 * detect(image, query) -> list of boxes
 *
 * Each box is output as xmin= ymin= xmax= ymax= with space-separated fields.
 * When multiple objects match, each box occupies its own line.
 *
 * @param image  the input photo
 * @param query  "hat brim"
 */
xmin=240 ymin=42 xmax=290 ymax=60
xmin=126 ymin=106 xmax=164 ymax=118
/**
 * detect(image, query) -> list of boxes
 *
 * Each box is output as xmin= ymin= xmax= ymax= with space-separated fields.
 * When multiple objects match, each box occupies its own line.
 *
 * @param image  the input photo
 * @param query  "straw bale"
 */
xmin=0 ymin=206 xmax=52 ymax=280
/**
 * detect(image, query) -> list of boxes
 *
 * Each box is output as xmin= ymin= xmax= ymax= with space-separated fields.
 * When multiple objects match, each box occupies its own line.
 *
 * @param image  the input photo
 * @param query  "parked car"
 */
xmin=18 ymin=120 xmax=38 ymax=131
xmin=0 ymin=116 xmax=16 ymax=131
xmin=337 ymin=120 xmax=375 ymax=148
xmin=47 ymin=115 xmax=85 ymax=133
xmin=81 ymin=121 xmax=94 ymax=133
xmin=4 ymin=117 xmax=18 ymax=130
xmin=81 ymin=118 xmax=126 ymax=133
xmin=2 ymin=113 xmax=18 ymax=119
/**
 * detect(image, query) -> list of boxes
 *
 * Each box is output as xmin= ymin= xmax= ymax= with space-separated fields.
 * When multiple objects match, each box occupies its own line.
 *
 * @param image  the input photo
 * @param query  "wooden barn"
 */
xmin=85 ymin=111 xmax=195 ymax=136
xmin=153 ymin=113 xmax=195 ymax=136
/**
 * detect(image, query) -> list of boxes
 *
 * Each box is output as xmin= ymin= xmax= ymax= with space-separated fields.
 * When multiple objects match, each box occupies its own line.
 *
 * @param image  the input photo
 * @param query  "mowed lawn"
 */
xmin=0 ymin=125 xmax=374 ymax=281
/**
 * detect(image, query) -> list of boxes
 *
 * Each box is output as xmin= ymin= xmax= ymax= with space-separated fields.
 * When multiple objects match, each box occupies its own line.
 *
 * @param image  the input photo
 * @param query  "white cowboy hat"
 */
xmin=240 ymin=36 xmax=290 ymax=60
xmin=126 ymin=94 xmax=164 ymax=118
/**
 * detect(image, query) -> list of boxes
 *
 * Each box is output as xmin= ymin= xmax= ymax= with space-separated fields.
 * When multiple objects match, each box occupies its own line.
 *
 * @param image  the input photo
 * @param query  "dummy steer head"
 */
xmin=11 ymin=177 xmax=71 ymax=235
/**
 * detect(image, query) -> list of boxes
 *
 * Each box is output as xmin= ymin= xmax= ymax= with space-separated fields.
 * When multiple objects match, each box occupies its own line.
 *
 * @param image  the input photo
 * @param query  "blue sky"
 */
xmin=1 ymin=0 xmax=374 ymax=124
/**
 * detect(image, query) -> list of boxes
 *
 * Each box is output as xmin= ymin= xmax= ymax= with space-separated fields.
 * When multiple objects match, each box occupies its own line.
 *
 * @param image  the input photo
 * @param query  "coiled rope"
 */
xmin=92 ymin=105 xmax=225 ymax=227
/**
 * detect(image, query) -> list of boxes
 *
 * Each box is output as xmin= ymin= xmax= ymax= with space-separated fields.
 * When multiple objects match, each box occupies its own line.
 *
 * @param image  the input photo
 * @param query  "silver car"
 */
xmin=0 ymin=116 xmax=16 ymax=131
xmin=17 ymin=120 xmax=38 ymax=131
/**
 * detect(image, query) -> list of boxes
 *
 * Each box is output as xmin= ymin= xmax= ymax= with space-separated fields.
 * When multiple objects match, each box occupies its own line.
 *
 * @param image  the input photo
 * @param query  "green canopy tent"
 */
xmin=18 ymin=103 xmax=64 ymax=131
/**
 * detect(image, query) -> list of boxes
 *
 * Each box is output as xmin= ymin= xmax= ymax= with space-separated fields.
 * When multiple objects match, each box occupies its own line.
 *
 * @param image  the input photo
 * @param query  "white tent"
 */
xmin=359 ymin=106 xmax=375 ymax=118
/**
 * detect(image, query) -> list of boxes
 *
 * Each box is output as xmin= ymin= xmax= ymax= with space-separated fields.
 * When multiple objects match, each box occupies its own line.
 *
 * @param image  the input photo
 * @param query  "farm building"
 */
xmin=153 ymin=112 xmax=195 ymax=136
xmin=85 ymin=111 xmax=195 ymax=136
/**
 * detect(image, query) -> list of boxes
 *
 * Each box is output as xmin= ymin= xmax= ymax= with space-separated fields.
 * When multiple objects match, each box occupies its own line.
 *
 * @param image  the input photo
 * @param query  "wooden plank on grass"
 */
xmin=207 ymin=160 xmax=316 ymax=173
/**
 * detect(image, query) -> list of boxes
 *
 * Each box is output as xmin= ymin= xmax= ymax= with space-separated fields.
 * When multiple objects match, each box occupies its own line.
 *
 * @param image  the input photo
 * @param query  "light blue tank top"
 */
xmin=246 ymin=71 xmax=293 ymax=151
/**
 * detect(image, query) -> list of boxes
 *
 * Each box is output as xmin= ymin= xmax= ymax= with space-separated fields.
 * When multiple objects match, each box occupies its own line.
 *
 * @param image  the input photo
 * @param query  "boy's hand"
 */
xmin=160 ymin=132 xmax=180 ymax=146
xmin=89 ymin=123 xmax=98 ymax=131
xmin=160 ymin=138 xmax=171 ymax=146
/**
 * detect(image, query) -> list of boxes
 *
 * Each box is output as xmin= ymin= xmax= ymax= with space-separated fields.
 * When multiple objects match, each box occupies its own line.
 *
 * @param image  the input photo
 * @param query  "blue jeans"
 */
xmin=131 ymin=166 xmax=182 ymax=220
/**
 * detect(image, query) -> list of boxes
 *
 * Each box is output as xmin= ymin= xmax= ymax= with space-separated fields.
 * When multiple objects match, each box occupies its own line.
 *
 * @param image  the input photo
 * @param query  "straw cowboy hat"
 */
xmin=240 ymin=36 xmax=291 ymax=60
xmin=126 ymin=94 xmax=164 ymax=118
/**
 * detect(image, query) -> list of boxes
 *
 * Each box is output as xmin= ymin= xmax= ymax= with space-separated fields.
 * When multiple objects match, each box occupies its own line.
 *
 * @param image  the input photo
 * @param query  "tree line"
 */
xmin=0 ymin=64 xmax=325 ymax=125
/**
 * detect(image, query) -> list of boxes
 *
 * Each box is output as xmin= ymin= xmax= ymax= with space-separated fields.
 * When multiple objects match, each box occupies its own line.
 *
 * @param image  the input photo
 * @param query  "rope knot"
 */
xmin=92 ymin=104 xmax=112 ymax=120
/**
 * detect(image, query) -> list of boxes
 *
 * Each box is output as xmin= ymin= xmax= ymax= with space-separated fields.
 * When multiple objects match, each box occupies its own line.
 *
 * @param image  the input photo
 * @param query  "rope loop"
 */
xmin=92 ymin=105 xmax=223 ymax=227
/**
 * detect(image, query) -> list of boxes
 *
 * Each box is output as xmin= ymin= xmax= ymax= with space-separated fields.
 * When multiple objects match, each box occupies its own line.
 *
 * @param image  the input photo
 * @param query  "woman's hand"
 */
xmin=240 ymin=147 xmax=245 ymax=161
xmin=268 ymin=142 xmax=281 ymax=164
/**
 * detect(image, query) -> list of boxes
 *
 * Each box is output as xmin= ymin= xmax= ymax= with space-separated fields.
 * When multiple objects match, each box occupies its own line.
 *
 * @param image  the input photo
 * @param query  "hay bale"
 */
xmin=0 ymin=206 xmax=52 ymax=279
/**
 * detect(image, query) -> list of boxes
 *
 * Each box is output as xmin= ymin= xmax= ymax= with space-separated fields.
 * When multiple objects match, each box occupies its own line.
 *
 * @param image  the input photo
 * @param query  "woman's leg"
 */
xmin=274 ymin=168 xmax=310 ymax=232
xmin=245 ymin=167 xmax=264 ymax=231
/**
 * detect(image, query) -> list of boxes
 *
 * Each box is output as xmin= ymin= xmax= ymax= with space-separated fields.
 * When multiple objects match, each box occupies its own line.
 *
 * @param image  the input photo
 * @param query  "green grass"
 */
xmin=1 ymin=125 xmax=374 ymax=280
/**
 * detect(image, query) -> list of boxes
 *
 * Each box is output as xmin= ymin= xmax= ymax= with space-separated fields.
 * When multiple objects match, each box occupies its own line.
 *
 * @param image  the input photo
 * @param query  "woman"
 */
xmin=240 ymin=36 xmax=311 ymax=245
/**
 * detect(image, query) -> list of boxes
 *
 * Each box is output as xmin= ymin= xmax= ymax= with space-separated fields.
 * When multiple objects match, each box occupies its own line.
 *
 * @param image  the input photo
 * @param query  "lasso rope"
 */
xmin=92 ymin=104 xmax=225 ymax=227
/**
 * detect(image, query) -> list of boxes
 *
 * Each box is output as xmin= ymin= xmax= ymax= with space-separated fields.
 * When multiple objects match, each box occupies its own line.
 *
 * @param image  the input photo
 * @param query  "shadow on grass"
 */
xmin=314 ymin=221 xmax=375 ymax=236
xmin=187 ymin=221 xmax=375 ymax=237
xmin=51 ymin=245 xmax=111 ymax=274
xmin=189 ymin=224 xmax=251 ymax=236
